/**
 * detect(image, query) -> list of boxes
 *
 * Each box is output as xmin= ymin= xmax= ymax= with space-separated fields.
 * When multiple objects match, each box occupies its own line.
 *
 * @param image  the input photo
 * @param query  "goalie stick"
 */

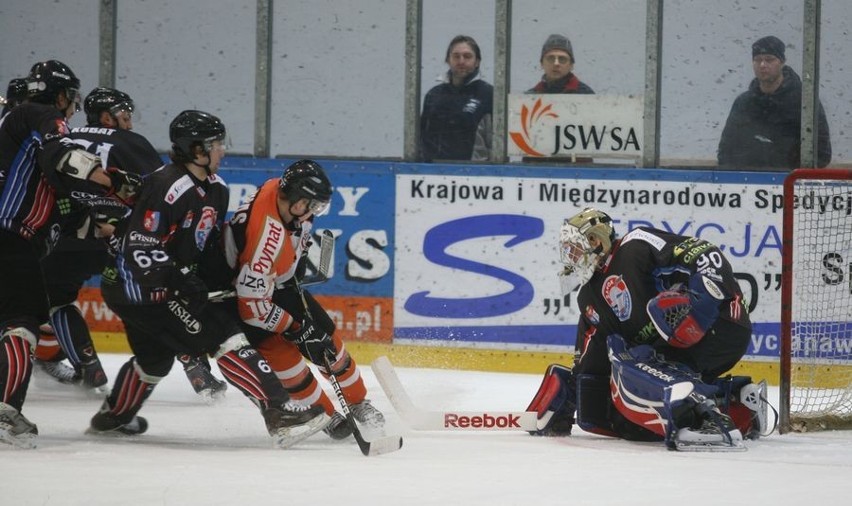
xmin=371 ymin=356 xmax=539 ymax=431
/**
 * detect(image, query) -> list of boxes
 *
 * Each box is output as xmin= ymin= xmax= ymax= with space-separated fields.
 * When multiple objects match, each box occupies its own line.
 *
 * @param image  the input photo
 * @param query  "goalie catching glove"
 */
xmin=285 ymin=316 xmax=337 ymax=364
xmin=646 ymin=274 xmax=728 ymax=348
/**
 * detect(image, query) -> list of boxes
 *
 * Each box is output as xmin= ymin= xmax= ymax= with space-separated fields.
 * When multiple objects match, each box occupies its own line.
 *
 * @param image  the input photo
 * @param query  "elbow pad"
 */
xmin=57 ymin=149 xmax=101 ymax=180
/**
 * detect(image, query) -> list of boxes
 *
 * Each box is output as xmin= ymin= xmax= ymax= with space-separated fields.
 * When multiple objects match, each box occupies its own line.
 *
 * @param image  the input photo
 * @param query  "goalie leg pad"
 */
xmin=526 ymin=363 xmax=576 ymax=436
xmin=607 ymin=334 xmax=716 ymax=439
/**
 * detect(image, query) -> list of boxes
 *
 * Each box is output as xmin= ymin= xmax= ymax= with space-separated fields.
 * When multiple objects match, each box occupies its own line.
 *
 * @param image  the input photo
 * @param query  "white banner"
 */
xmin=507 ymin=94 xmax=644 ymax=158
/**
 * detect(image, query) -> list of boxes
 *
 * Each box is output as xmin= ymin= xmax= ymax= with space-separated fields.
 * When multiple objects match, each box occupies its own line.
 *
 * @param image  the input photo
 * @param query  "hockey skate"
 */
xmin=182 ymin=356 xmax=227 ymax=404
xmin=671 ymin=396 xmax=745 ymax=452
xmin=32 ymin=357 xmax=79 ymax=385
xmin=263 ymin=402 xmax=330 ymax=449
xmin=323 ymin=411 xmax=353 ymax=440
xmin=739 ymin=380 xmax=774 ymax=439
xmin=86 ymin=401 xmax=149 ymax=437
xmin=0 ymin=402 xmax=38 ymax=449
xmin=350 ymin=399 xmax=385 ymax=429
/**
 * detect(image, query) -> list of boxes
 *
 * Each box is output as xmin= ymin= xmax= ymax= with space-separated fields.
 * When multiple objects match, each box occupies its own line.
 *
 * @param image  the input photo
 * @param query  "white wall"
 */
xmin=1 ymin=0 xmax=849 ymax=164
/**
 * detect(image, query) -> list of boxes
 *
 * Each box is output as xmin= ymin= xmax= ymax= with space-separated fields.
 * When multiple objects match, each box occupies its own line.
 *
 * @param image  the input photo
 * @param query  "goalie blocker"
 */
xmin=527 ymin=335 xmax=773 ymax=451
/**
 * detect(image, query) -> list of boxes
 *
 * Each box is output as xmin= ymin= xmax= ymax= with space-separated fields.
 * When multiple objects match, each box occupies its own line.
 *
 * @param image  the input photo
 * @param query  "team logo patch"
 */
xmin=143 ymin=210 xmax=160 ymax=231
xmin=182 ymin=210 xmax=194 ymax=228
xmin=584 ymin=304 xmax=600 ymax=325
xmin=602 ymin=275 xmax=632 ymax=321
xmin=195 ymin=206 xmax=217 ymax=250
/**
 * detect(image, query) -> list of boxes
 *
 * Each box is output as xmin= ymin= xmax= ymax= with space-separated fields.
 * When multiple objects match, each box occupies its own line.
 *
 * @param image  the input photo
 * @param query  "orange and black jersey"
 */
xmin=223 ymin=179 xmax=313 ymax=334
xmin=101 ymin=163 xmax=229 ymax=305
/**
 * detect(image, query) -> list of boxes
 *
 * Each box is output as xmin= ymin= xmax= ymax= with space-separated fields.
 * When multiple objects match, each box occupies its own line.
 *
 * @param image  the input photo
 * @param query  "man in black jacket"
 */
xmin=717 ymin=35 xmax=831 ymax=170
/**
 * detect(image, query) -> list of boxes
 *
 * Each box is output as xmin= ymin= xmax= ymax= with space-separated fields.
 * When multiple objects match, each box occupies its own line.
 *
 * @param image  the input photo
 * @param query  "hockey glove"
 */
xmin=646 ymin=274 xmax=727 ymax=348
xmin=106 ymin=167 xmax=143 ymax=205
xmin=285 ymin=316 xmax=337 ymax=364
xmin=169 ymin=268 xmax=209 ymax=314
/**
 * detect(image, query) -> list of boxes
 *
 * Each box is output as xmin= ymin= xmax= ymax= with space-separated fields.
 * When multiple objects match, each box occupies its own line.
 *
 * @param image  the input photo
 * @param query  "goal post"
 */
xmin=780 ymin=168 xmax=852 ymax=433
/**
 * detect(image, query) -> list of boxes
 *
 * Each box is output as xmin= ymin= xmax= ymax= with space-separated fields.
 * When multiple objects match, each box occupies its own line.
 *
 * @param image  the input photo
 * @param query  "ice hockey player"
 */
xmin=88 ymin=111 xmax=329 ymax=448
xmin=220 ymin=159 xmax=385 ymax=440
xmin=31 ymin=87 xmax=227 ymax=402
xmin=1 ymin=77 xmax=28 ymax=118
xmin=526 ymin=208 xmax=773 ymax=451
xmin=0 ymin=60 xmax=140 ymax=448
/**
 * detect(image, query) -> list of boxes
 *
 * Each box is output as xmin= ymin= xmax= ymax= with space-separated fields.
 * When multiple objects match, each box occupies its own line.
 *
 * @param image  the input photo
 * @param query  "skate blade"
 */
xmin=0 ymin=430 xmax=38 ymax=449
xmin=272 ymin=413 xmax=332 ymax=449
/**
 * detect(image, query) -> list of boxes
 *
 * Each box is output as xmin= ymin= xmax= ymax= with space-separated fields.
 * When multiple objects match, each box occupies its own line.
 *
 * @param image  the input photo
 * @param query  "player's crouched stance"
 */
xmin=85 ymin=110 xmax=329 ymax=448
xmin=526 ymin=208 xmax=774 ymax=452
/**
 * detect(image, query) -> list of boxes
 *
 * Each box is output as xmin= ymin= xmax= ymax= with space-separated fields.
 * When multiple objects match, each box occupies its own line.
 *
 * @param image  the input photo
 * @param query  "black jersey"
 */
xmin=52 ymin=125 xmax=164 ymax=253
xmin=0 ymin=103 xmax=110 ymax=256
xmin=575 ymin=227 xmax=750 ymax=370
xmin=101 ymin=163 xmax=229 ymax=305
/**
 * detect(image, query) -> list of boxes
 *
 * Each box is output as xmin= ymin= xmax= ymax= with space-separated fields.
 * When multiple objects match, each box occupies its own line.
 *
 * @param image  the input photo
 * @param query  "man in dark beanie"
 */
xmin=718 ymin=35 xmax=831 ymax=170
xmin=527 ymin=34 xmax=594 ymax=94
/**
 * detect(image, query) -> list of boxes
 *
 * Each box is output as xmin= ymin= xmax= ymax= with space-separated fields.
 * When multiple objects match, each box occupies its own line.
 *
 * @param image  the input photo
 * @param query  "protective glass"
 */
xmin=66 ymin=88 xmax=81 ymax=112
xmin=307 ymin=198 xmax=330 ymax=216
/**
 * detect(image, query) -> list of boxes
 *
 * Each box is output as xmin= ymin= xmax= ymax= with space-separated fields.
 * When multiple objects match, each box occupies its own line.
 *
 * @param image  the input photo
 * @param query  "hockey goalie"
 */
xmin=526 ymin=208 xmax=773 ymax=451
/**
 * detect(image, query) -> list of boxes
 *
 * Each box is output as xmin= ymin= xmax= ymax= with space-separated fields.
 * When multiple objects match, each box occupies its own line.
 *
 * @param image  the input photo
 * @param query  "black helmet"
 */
xmin=84 ymin=87 xmax=135 ymax=126
xmin=169 ymin=110 xmax=226 ymax=160
xmin=279 ymin=159 xmax=332 ymax=215
xmin=26 ymin=60 xmax=81 ymax=109
xmin=2 ymin=78 xmax=27 ymax=115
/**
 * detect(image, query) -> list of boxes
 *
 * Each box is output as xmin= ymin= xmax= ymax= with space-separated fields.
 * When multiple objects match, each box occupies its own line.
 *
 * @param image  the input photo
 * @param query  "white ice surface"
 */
xmin=4 ymin=353 xmax=851 ymax=506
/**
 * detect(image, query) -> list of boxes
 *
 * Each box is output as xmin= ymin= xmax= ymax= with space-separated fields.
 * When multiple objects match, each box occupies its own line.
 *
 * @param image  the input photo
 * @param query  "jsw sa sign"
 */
xmin=507 ymin=94 xmax=644 ymax=158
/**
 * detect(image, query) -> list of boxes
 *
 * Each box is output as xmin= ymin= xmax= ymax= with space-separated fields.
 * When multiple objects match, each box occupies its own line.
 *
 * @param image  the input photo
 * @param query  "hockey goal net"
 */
xmin=780 ymin=168 xmax=852 ymax=433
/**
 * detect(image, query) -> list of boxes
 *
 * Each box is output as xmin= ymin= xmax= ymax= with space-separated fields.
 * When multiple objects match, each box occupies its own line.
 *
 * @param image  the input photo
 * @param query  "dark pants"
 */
xmin=106 ymin=299 xmax=242 ymax=378
xmin=0 ymin=230 xmax=47 ymax=333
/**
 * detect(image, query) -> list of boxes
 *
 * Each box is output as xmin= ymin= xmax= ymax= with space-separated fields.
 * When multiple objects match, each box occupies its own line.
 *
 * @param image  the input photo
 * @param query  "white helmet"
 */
xmin=558 ymin=208 xmax=615 ymax=294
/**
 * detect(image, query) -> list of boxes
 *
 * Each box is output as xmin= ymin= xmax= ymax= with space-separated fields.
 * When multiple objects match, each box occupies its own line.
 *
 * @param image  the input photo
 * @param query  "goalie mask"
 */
xmin=558 ymin=208 xmax=615 ymax=294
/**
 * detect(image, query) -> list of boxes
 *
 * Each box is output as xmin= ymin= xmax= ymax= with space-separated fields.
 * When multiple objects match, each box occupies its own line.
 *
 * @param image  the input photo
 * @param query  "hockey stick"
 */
xmin=371 ymin=356 xmax=539 ymax=431
xmin=207 ymin=290 xmax=236 ymax=302
xmin=295 ymin=278 xmax=403 ymax=456
xmin=301 ymin=229 xmax=334 ymax=286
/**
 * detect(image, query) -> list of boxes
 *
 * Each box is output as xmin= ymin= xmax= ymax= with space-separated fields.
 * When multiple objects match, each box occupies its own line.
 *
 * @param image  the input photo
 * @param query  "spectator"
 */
xmin=718 ymin=35 xmax=831 ymax=170
xmin=527 ymin=34 xmax=594 ymax=94
xmin=420 ymin=35 xmax=493 ymax=162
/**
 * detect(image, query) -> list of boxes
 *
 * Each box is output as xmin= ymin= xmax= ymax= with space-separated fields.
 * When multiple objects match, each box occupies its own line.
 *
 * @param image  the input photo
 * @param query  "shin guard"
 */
xmin=0 ymin=328 xmax=36 ymax=410
xmin=49 ymin=304 xmax=96 ymax=367
xmin=217 ymin=345 xmax=290 ymax=409
xmin=315 ymin=338 xmax=367 ymax=406
xmin=106 ymin=359 xmax=159 ymax=421
xmin=256 ymin=336 xmax=335 ymax=414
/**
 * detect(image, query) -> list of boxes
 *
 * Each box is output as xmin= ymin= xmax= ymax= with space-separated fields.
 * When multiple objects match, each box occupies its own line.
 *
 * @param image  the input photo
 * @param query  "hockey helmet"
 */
xmin=169 ymin=109 xmax=226 ymax=161
xmin=26 ymin=60 xmax=81 ymax=111
xmin=279 ymin=159 xmax=332 ymax=215
xmin=84 ymin=87 xmax=135 ymax=126
xmin=558 ymin=208 xmax=615 ymax=292
xmin=1 ymin=78 xmax=27 ymax=116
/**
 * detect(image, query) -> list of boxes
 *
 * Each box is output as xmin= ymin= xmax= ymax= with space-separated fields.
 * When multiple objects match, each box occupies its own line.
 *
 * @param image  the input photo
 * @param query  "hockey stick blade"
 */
xmin=323 ymin=353 xmax=403 ymax=456
xmin=302 ymin=229 xmax=334 ymax=286
xmin=371 ymin=356 xmax=538 ymax=431
xmin=207 ymin=290 xmax=236 ymax=302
